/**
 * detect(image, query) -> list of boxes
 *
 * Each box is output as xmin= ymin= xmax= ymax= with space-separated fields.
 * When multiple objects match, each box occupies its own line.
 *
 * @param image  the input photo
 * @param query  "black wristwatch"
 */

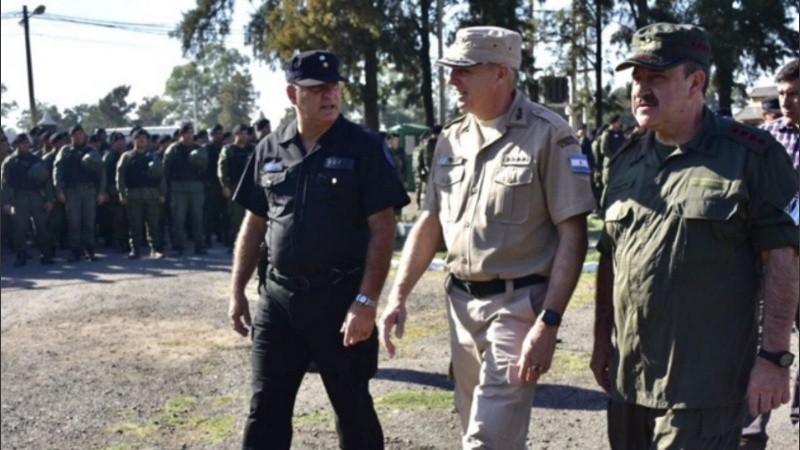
xmin=539 ymin=309 xmax=562 ymax=327
xmin=757 ymin=348 xmax=795 ymax=368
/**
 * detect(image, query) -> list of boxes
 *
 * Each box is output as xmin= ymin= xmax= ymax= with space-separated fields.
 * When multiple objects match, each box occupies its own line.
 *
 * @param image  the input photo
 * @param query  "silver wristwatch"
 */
xmin=354 ymin=293 xmax=379 ymax=308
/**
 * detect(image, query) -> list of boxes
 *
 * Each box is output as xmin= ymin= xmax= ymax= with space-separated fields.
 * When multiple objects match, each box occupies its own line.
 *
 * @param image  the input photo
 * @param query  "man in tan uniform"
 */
xmin=380 ymin=26 xmax=596 ymax=449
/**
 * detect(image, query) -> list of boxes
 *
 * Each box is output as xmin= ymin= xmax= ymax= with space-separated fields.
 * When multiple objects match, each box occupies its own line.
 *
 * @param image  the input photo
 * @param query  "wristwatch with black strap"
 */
xmin=757 ymin=348 xmax=795 ymax=368
xmin=539 ymin=309 xmax=562 ymax=326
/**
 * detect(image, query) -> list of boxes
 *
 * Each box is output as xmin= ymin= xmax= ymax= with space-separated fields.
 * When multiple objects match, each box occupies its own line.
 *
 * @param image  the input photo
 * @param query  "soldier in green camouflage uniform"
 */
xmin=1 ymin=133 xmax=55 ymax=266
xmin=117 ymin=128 xmax=166 ymax=259
xmin=217 ymin=124 xmax=254 ymax=251
xmin=53 ymin=124 xmax=108 ymax=262
xmin=164 ymin=122 xmax=205 ymax=256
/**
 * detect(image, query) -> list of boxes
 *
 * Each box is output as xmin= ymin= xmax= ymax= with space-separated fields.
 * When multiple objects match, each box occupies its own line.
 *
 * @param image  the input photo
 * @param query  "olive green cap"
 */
xmin=615 ymin=23 xmax=712 ymax=71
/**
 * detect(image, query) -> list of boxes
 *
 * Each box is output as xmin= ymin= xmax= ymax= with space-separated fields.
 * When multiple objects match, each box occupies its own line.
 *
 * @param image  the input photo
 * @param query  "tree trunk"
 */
xmin=363 ymin=39 xmax=380 ymax=131
xmin=419 ymin=0 xmax=435 ymax=127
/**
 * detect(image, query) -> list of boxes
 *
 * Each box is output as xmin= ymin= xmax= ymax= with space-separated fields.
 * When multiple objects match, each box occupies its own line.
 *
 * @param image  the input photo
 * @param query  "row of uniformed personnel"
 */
xmin=0 ymin=119 xmax=269 ymax=265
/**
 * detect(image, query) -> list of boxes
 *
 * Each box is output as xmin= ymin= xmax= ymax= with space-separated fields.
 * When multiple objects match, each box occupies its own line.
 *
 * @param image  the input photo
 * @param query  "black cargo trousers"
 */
xmin=242 ymin=267 xmax=384 ymax=450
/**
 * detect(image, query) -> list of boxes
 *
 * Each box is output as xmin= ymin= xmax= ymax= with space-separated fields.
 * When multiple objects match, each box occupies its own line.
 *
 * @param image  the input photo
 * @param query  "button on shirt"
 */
xmin=234 ymin=116 xmax=410 ymax=277
xmin=598 ymin=109 xmax=800 ymax=409
xmin=423 ymin=90 xmax=596 ymax=281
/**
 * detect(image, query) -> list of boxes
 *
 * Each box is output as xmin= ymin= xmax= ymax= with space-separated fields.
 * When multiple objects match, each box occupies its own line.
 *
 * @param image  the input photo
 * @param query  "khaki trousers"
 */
xmin=446 ymin=276 xmax=547 ymax=450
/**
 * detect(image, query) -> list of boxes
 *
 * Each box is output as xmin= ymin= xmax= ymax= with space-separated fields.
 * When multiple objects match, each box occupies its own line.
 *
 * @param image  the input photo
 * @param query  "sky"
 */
xmin=0 ymin=0 xmax=289 ymax=130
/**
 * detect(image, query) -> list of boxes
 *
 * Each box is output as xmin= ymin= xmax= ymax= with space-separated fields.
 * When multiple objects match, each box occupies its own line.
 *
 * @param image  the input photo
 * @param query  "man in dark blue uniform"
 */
xmin=228 ymin=50 xmax=409 ymax=450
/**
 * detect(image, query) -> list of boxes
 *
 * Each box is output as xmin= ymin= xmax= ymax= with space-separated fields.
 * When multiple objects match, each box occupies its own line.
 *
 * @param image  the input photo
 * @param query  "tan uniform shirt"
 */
xmin=423 ymin=90 xmax=596 ymax=281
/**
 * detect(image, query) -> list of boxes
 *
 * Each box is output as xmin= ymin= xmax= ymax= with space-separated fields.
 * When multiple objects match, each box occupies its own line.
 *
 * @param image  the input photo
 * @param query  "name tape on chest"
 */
xmin=324 ymin=157 xmax=355 ymax=170
xmin=438 ymin=156 xmax=465 ymax=166
xmin=569 ymin=154 xmax=591 ymax=174
xmin=262 ymin=161 xmax=283 ymax=173
xmin=785 ymin=194 xmax=799 ymax=226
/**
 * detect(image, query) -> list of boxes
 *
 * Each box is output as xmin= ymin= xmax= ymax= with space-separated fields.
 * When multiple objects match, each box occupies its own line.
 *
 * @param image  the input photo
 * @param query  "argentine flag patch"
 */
xmin=569 ymin=154 xmax=591 ymax=174
xmin=784 ymin=194 xmax=799 ymax=226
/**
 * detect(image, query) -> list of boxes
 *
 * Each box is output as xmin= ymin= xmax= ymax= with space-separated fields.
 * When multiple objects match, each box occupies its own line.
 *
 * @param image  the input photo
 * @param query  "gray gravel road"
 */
xmin=1 ymin=246 xmax=797 ymax=449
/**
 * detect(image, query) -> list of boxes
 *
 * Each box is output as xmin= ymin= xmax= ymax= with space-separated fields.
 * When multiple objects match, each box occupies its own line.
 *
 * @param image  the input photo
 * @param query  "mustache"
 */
xmin=635 ymin=94 xmax=659 ymax=107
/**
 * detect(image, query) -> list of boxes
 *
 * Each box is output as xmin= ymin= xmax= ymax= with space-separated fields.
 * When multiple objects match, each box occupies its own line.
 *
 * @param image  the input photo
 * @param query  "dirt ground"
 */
xmin=1 ymin=243 xmax=798 ymax=449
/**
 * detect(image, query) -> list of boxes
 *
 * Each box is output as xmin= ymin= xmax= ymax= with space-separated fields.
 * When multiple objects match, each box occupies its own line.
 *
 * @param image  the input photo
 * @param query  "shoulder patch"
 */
xmin=443 ymin=115 xmax=466 ymax=130
xmin=557 ymin=136 xmax=579 ymax=148
xmin=725 ymin=121 xmax=769 ymax=154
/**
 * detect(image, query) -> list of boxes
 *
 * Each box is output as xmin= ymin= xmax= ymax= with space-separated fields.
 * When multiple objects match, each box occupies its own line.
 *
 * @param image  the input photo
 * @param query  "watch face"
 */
xmin=780 ymin=353 xmax=795 ymax=367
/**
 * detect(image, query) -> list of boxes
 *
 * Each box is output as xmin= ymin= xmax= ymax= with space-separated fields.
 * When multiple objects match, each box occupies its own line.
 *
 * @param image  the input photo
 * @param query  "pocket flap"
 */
xmin=494 ymin=167 xmax=533 ymax=187
xmin=680 ymin=198 xmax=738 ymax=221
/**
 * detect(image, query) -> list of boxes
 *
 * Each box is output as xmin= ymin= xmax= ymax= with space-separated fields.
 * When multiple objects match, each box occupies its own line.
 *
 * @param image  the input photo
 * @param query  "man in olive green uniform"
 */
xmin=54 ymin=124 xmax=108 ymax=262
xmin=164 ymin=122 xmax=205 ymax=256
xmin=591 ymin=24 xmax=799 ymax=448
xmin=117 ymin=128 xmax=165 ymax=259
xmin=99 ymin=132 xmax=128 ymax=252
xmin=217 ymin=123 xmax=253 ymax=252
xmin=202 ymin=124 xmax=226 ymax=248
xmin=412 ymin=125 xmax=439 ymax=208
xmin=598 ymin=114 xmax=625 ymax=185
xmin=42 ymin=132 xmax=68 ymax=250
xmin=1 ymin=133 xmax=55 ymax=266
xmin=381 ymin=27 xmax=595 ymax=449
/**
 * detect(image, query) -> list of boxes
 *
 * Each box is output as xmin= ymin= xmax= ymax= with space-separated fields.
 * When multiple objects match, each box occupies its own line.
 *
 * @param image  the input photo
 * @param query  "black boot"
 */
xmin=68 ymin=249 xmax=82 ymax=263
xmin=13 ymin=253 xmax=26 ymax=267
xmin=40 ymin=248 xmax=55 ymax=265
xmin=86 ymin=248 xmax=98 ymax=262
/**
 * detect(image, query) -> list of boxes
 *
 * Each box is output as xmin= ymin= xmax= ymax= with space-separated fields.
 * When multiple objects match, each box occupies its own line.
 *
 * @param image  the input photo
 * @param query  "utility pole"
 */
xmin=437 ymin=0 xmax=445 ymax=125
xmin=21 ymin=5 xmax=46 ymax=128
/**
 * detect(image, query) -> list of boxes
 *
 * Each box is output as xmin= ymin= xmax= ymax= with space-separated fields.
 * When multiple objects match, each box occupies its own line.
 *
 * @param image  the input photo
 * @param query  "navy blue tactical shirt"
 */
xmin=234 ymin=115 xmax=410 ymax=277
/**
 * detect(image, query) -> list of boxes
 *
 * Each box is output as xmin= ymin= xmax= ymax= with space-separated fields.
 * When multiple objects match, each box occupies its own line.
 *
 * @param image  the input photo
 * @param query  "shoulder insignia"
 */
xmin=557 ymin=136 xmax=579 ymax=149
xmin=443 ymin=115 xmax=466 ymax=130
xmin=726 ymin=121 xmax=769 ymax=154
xmin=609 ymin=131 xmax=645 ymax=164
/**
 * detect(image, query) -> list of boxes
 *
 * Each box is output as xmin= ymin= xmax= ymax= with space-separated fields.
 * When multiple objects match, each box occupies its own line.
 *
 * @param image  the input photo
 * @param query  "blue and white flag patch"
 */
xmin=569 ymin=154 xmax=591 ymax=174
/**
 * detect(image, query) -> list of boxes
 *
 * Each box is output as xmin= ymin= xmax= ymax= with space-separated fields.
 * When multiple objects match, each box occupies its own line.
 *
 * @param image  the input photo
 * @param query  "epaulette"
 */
xmin=723 ymin=120 xmax=770 ymax=154
xmin=443 ymin=115 xmax=466 ymax=130
xmin=608 ymin=130 xmax=645 ymax=164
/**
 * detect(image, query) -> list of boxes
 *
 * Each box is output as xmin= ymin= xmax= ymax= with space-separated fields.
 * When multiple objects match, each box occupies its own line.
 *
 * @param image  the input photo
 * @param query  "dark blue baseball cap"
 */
xmin=284 ymin=50 xmax=347 ymax=87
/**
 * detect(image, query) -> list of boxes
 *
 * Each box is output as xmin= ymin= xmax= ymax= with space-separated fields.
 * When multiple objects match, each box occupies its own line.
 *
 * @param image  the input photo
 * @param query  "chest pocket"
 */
xmin=487 ymin=165 xmax=534 ymax=224
xmin=313 ymin=166 xmax=357 ymax=203
xmin=433 ymin=162 xmax=465 ymax=221
xmin=676 ymin=197 xmax=747 ymax=262
xmin=259 ymin=170 xmax=290 ymax=215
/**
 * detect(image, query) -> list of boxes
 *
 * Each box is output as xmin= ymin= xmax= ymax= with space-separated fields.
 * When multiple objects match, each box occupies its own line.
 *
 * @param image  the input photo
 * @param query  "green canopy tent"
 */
xmin=387 ymin=123 xmax=431 ymax=189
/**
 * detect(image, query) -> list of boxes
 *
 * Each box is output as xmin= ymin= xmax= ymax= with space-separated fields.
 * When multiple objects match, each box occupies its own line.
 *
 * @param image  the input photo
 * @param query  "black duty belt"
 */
xmin=449 ymin=273 xmax=547 ymax=298
xmin=268 ymin=266 xmax=362 ymax=291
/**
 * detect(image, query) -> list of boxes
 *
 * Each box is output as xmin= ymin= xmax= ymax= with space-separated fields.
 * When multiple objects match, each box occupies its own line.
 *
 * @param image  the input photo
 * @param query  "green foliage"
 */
xmin=375 ymin=390 xmax=453 ymax=411
xmin=163 ymin=43 xmax=257 ymax=129
xmin=1 ymin=84 xmax=18 ymax=119
xmin=134 ymin=96 xmax=171 ymax=126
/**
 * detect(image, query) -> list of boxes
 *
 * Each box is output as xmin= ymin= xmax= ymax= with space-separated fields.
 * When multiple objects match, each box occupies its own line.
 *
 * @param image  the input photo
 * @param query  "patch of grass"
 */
xmin=194 ymin=414 xmax=238 ymax=443
xmin=163 ymin=395 xmax=198 ymax=417
xmin=97 ymin=445 xmax=137 ymax=450
xmin=210 ymin=394 xmax=238 ymax=406
xmin=293 ymin=409 xmax=334 ymax=427
xmin=551 ymin=350 xmax=591 ymax=375
xmin=375 ymin=390 xmax=453 ymax=412
xmin=401 ymin=310 xmax=449 ymax=341
xmin=113 ymin=408 xmax=138 ymax=420
xmin=585 ymin=247 xmax=600 ymax=263
xmin=104 ymin=422 xmax=158 ymax=439
xmin=568 ymin=273 xmax=595 ymax=309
